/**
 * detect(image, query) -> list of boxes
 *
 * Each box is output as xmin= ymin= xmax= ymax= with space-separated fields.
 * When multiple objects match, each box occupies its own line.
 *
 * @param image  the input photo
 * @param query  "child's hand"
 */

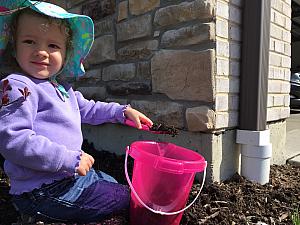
xmin=124 ymin=107 xmax=153 ymax=129
xmin=76 ymin=152 xmax=95 ymax=176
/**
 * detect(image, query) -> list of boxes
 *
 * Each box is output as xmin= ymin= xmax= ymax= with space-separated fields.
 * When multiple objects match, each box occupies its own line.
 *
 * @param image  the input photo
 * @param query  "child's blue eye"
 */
xmin=49 ymin=44 xmax=60 ymax=49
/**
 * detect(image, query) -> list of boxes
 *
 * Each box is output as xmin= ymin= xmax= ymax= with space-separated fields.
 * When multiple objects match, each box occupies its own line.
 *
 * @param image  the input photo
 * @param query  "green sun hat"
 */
xmin=0 ymin=0 xmax=94 ymax=77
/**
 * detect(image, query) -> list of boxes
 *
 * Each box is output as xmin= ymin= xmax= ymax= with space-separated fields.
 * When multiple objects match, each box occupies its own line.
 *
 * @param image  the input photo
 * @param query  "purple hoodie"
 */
xmin=0 ymin=74 xmax=127 ymax=194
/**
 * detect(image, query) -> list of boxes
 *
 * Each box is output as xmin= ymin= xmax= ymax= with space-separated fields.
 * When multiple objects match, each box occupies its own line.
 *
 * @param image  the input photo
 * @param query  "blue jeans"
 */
xmin=11 ymin=169 xmax=130 ymax=223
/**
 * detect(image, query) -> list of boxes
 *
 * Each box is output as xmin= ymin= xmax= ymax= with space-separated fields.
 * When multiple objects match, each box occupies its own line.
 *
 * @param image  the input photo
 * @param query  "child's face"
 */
xmin=15 ymin=13 xmax=67 ymax=79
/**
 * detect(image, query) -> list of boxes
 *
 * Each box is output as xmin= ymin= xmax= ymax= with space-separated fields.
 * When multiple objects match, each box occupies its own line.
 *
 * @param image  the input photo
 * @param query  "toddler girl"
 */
xmin=0 ymin=1 xmax=152 ymax=223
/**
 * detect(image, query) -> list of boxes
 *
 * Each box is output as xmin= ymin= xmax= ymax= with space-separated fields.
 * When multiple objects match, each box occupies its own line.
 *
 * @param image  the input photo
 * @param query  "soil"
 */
xmin=150 ymin=122 xmax=179 ymax=137
xmin=0 ymin=139 xmax=299 ymax=225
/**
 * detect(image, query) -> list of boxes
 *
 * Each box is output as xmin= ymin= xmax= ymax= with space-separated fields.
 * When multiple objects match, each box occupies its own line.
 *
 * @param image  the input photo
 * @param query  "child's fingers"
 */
xmin=124 ymin=107 xmax=153 ymax=128
xmin=133 ymin=114 xmax=153 ymax=129
xmin=131 ymin=117 xmax=142 ymax=129
xmin=77 ymin=153 xmax=94 ymax=176
xmin=140 ymin=115 xmax=153 ymax=127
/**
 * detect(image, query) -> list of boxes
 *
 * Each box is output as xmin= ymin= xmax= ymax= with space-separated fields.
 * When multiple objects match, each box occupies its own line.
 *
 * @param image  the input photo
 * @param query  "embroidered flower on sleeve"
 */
xmin=1 ymin=79 xmax=11 ymax=106
xmin=0 ymin=79 xmax=31 ymax=109
xmin=18 ymin=86 xmax=31 ymax=100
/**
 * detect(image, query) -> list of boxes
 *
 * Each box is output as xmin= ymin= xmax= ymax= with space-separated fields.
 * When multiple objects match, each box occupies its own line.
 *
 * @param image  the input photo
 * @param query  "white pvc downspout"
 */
xmin=236 ymin=129 xmax=272 ymax=185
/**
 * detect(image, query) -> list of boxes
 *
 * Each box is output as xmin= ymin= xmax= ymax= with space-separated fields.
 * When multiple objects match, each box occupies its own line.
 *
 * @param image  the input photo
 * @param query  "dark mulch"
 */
xmin=150 ymin=122 xmax=179 ymax=136
xmin=0 ymin=139 xmax=299 ymax=225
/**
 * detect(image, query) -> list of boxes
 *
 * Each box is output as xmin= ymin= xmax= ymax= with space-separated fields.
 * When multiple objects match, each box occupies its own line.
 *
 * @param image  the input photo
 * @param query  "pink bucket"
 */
xmin=125 ymin=141 xmax=207 ymax=225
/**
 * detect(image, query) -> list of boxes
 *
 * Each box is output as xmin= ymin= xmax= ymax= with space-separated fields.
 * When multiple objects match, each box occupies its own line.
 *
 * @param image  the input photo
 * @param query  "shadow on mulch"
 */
xmin=1 ymin=139 xmax=299 ymax=225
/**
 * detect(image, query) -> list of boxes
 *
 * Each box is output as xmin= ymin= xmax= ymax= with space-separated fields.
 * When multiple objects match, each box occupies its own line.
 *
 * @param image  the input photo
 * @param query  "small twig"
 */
xmin=279 ymin=212 xmax=289 ymax=222
xmin=212 ymin=200 xmax=228 ymax=205
xmin=199 ymin=211 xmax=220 ymax=224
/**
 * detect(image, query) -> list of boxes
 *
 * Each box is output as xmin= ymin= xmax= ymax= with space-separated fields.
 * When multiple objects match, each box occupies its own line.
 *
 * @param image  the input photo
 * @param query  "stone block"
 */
xmin=76 ymin=86 xmax=107 ymax=100
xmin=105 ymin=98 xmax=128 ymax=105
xmin=154 ymin=0 xmax=215 ymax=28
xmin=151 ymin=49 xmax=215 ymax=101
xmin=129 ymin=0 xmax=160 ymax=15
xmin=66 ymin=0 xmax=85 ymax=9
xmin=82 ymin=0 xmax=116 ymax=21
xmin=107 ymin=81 xmax=151 ymax=95
xmin=117 ymin=40 xmax=158 ymax=60
xmin=117 ymin=14 xmax=152 ymax=41
xmin=137 ymin=61 xmax=151 ymax=80
xmin=47 ymin=0 xmax=66 ymax=8
xmin=107 ymin=81 xmax=151 ymax=96
xmin=94 ymin=19 xmax=114 ymax=37
xmin=84 ymin=69 xmax=102 ymax=80
xmin=118 ymin=1 xmax=128 ymax=22
xmin=87 ymin=35 xmax=116 ymax=64
xmin=68 ymin=6 xmax=82 ymax=14
xmin=161 ymin=23 xmax=215 ymax=48
xmin=186 ymin=106 xmax=216 ymax=131
xmin=130 ymin=100 xmax=185 ymax=128
xmin=103 ymin=63 xmax=136 ymax=81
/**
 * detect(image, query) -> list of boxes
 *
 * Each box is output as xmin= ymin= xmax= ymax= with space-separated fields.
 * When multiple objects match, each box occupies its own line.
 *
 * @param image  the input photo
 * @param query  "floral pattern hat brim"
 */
xmin=0 ymin=0 xmax=94 ymax=77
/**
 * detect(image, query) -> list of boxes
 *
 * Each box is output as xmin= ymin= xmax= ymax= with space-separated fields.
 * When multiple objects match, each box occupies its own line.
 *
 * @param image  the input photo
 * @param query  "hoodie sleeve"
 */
xmin=0 ymin=77 xmax=81 ymax=173
xmin=75 ymin=90 xmax=127 ymax=125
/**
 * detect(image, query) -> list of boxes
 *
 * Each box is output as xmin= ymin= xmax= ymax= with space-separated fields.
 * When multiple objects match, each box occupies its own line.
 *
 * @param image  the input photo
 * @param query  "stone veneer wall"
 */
xmin=51 ymin=0 xmax=290 ymax=180
xmin=63 ymin=0 xmax=226 ymax=182
xmin=65 ymin=0 xmax=218 ymax=132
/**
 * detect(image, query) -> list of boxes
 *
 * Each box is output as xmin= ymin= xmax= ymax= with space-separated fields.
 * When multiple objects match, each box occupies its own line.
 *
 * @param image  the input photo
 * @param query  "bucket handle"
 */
xmin=125 ymin=146 xmax=207 ymax=216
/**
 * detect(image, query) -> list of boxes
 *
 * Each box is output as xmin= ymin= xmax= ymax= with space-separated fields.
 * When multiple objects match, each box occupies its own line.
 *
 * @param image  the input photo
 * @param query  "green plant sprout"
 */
xmin=292 ymin=208 xmax=300 ymax=225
